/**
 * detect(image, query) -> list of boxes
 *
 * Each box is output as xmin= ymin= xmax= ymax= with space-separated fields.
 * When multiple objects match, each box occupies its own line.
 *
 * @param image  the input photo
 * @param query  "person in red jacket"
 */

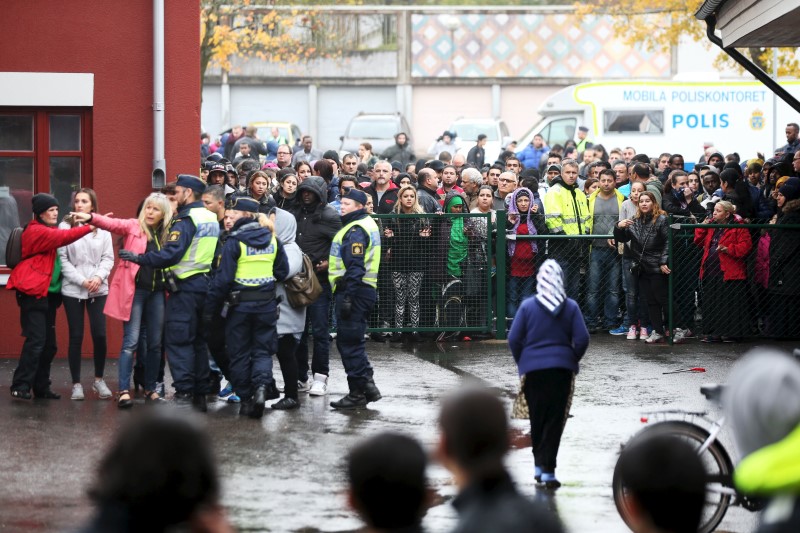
xmin=694 ymin=200 xmax=753 ymax=342
xmin=8 ymin=193 xmax=93 ymax=400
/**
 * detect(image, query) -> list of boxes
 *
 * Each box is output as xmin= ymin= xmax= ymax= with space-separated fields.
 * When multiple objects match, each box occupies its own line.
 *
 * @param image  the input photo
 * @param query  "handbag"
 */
xmin=284 ymin=253 xmax=323 ymax=308
xmin=511 ymin=375 xmax=529 ymax=419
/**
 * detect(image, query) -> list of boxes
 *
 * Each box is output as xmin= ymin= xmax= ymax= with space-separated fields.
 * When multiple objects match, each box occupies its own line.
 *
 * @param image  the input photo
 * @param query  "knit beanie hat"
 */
xmin=32 ymin=193 xmax=59 ymax=216
xmin=778 ymin=177 xmax=800 ymax=202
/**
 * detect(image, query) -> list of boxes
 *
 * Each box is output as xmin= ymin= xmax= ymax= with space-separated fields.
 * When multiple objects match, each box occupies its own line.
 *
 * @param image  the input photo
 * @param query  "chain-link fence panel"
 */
xmin=368 ymin=212 xmax=494 ymax=340
xmin=668 ymin=218 xmax=800 ymax=342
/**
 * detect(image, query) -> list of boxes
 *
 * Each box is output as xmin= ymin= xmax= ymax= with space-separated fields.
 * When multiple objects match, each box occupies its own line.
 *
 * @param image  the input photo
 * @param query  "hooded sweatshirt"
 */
xmin=293 ymin=176 xmax=342 ymax=265
xmin=508 ymin=259 xmax=589 ymax=375
xmin=273 ymin=208 xmax=307 ymax=336
xmin=444 ymin=191 xmax=469 ymax=277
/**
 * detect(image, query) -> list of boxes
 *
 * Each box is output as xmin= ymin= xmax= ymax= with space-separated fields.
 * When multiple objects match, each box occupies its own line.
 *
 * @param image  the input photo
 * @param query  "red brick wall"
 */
xmin=0 ymin=0 xmax=200 ymax=357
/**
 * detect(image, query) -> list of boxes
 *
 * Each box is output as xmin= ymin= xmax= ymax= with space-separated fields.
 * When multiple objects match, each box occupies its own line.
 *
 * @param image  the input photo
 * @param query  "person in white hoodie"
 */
xmin=270 ymin=207 xmax=308 ymax=410
xmin=58 ymin=188 xmax=114 ymax=400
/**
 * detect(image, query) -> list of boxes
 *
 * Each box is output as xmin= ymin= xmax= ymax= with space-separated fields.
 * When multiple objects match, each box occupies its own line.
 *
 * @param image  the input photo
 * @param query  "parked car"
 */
xmin=339 ymin=112 xmax=412 ymax=155
xmin=449 ymin=117 xmax=512 ymax=165
xmin=249 ymin=121 xmax=303 ymax=148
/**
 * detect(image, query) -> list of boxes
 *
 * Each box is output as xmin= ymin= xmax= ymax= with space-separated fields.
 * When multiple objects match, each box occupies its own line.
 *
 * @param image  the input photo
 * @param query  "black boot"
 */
xmin=271 ymin=396 xmax=300 ymax=410
xmin=364 ymin=378 xmax=382 ymax=403
xmin=264 ymin=382 xmax=280 ymax=401
xmin=239 ymin=397 xmax=254 ymax=417
xmin=250 ymin=386 xmax=266 ymax=419
xmin=330 ymin=390 xmax=367 ymax=409
xmin=192 ymin=393 xmax=207 ymax=413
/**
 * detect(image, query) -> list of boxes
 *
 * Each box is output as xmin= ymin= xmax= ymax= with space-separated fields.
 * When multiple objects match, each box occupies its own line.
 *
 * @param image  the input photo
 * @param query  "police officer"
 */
xmin=119 ymin=174 xmax=219 ymax=411
xmin=328 ymin=189 xmax=383 ymax=409
xmin=204 ymin=197 xmax=289 ymax=419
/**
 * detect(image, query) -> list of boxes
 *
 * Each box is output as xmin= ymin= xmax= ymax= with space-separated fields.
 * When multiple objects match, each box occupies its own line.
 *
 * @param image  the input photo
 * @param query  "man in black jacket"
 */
xmin=363 ymin=160 xmax=398 ymax=214
xmin=467 ymin=134 xmax=487 ymax=168
xmin=416 ymin=169 xmax=442 ymax=214
xmin=292 ymin=176 xmax=342 ymax=396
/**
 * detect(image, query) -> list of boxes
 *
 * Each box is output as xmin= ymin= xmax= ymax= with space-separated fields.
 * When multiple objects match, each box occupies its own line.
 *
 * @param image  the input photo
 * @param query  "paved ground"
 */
xmin=1 ymin=335 xmax=791 ymax=532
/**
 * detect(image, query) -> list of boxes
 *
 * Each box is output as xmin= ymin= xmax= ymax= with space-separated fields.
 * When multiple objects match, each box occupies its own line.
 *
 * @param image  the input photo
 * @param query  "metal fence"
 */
xmin=360 ymin=211 xmax=800 ymax=342
xmin=367 ymin=212 xmax=494 ymax=340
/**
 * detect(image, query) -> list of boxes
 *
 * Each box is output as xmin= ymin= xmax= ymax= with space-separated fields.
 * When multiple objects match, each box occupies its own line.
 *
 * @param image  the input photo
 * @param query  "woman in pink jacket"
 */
xmin=71 ymin=193 xmax=172 ymax=408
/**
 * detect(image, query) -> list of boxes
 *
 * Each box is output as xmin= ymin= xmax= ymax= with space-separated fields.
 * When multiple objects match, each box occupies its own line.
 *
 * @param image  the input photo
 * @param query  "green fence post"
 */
xmin=485 ymin=213 xmax=493 ymax=334
xmin=667 ymin=216 xmax=674 ymax=346
xmin=496 ymin=210 xmax=507 ymax=340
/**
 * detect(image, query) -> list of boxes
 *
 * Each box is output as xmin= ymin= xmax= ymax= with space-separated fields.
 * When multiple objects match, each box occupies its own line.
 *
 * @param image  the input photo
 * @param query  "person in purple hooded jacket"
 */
xmin=509 ymin=259 xmax=589 ymax=489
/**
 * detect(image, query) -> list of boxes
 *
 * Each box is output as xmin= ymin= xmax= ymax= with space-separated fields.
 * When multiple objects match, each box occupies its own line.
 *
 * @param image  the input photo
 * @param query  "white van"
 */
xmin=517 ymin=80 xmax=800 ymax=166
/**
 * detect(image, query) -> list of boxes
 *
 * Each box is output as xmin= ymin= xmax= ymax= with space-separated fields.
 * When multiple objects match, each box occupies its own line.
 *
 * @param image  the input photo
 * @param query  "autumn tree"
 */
xmin=575 ymin=0 xmax=799 ymax=77
xmin=201 ymin=0 xmax=335 ymax=92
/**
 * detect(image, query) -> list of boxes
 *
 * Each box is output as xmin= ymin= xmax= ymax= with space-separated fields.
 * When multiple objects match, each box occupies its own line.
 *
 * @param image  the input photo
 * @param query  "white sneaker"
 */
xmin=297 ymin=379 xmax=312 ymax=393
xmin=673 ymin=329 xmax=688 ymax=344
xmin=639 ymin=327 xmax=649 ymax=341
xmin=71 ymin=383 xmax=85 ymax=401
xmin=626 ymin=325 xmax=638 ymax=340
xmin=645 ymin=331 xmax=665 ymax=344
xmin=93 ymin=379 xmax=113 ymax=399
xmin=308 ymin=373 xmax=329 ymax=396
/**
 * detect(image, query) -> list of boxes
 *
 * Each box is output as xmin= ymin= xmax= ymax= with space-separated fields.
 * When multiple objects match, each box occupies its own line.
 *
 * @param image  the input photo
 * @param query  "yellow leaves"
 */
xmin=575 ymin=0 xmax=705 ymax=52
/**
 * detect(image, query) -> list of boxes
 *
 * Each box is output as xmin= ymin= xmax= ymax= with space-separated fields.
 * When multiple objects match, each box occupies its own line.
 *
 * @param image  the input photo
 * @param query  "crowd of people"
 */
xmin=6 ymin=121 xmax=800 ymax=410
xmin=207 ymin=122 xmax=800 ymax=345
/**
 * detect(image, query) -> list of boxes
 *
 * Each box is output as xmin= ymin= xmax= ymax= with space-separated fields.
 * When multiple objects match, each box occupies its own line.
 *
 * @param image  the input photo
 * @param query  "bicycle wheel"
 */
xmin=612 ymin=420 xmax=734 ymax=533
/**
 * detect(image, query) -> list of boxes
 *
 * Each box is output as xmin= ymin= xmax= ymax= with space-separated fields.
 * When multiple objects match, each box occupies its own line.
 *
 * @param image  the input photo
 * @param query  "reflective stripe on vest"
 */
xmin=328 ymin=216 xmax=381 ymax=290
xmin=168 ymin=207 xmax=219 ymax=279
xmin=234 ymin=236 xmax=277 ymax=286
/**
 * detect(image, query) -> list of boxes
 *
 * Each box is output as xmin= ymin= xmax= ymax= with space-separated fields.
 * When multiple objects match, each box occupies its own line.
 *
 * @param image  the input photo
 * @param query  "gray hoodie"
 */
xmin=274 ymin=208 xmax=307 ymax=336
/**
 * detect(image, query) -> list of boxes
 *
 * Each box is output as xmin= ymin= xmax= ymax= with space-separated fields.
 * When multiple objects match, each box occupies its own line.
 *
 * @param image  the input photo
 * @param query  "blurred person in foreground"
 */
xmin=725 ymin=348 xmax=800 ymax=533
xmin=80 ymin=410 xmax=232 ymax=533
xmin=509 ymin=259 xmax=589 ymax=489
xmin=615 ymin=435 xmax=706 ymax=533
xmin=437 ymin=388 xmax=564 ymax=533
xmin=347 ymin=432 xmax=429 ymax=533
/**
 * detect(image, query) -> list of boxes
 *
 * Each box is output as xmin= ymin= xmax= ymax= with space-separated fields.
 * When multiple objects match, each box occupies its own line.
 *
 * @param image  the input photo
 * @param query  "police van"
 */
xmin=517 ymin=80 xmax=800 ymax=167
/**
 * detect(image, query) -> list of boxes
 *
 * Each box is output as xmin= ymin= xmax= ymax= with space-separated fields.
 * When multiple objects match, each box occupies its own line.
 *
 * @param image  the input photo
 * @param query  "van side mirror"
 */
xmin=339 ymin=135 xmax=344 ymax=141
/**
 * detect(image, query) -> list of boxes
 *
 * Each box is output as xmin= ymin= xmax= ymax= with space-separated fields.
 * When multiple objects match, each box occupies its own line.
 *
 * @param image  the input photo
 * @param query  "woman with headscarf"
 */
xmin=505 ymin=187 xmax=547 ymax=321
xmin=440 ymin=191 xmax=469 ymax=280
xmin=694 ymin=201 xmax=752 ymax=342
xmin=270 ymin=207 xmax=307 ymax=410
xmin=509 ymin=259 xmax=589 ymax=489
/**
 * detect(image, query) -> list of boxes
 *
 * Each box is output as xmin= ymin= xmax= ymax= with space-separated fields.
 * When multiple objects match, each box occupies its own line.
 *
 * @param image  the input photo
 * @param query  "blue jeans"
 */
xmin=585 ymin=247 xmax=621 ymax=329
xmin=295 ymin=279 xmax=332 ymax=380
xmin=335 ymin=287 xmax=376 ymax=391
xmin=119 ymin=289 xmax=165 ymax=391
xmin=506 ymin=275 xmax=535 ymax=319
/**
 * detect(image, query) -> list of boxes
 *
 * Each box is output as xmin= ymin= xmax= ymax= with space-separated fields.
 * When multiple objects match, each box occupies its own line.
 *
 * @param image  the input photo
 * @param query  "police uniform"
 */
xmin=205 ymin=197 xmax=289 ymax=419
xmin=120 ymin=174 xmax=219 ymax=410
xmin=329 ymin=189 xmax=382 ymax=409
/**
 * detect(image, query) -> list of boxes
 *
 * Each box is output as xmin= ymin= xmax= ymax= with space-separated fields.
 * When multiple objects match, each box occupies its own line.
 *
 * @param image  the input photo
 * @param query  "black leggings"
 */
xmin=524 ymin=368 xmax=575 ymax=472
xmin=638 ymin=272 xmax=669 ymax=334
xmin=62 ymin=295 xmax=107 ymax=383
xmin=276 ymin=334 xmax=300 ymax=400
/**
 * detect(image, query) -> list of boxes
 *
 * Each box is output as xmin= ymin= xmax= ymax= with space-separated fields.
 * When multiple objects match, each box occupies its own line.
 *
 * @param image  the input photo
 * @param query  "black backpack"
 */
xmin=5 ymin=226 xmax=24 ymax=268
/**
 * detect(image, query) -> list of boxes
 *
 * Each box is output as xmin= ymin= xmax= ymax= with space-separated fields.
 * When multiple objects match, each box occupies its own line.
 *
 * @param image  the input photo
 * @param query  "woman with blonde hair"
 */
xmin=383 ymin=184 xmax=430 ymax=342
xmin=70 ymin=193 xmax=173 ymax=407
xmin=59 ymin=188 xmax=114 ymax=400
xmin=694 ymin=200 xmax=752 ymax=342
xmin=614 ymin=191 xmax=672 ymax=344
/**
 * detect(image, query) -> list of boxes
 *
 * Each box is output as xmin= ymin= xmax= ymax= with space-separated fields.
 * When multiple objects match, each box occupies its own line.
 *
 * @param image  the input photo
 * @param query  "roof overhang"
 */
xmin=696 ymin=0 xmax=800 ymax=47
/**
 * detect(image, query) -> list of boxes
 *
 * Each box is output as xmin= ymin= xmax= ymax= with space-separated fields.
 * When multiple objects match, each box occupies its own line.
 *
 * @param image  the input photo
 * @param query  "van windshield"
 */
xmin=604 ymin=111 xmax=663 ymax=134
xmin=451 ymin=123 xmax=499 ymax=141
xmin=348 ymin=119 xmax=398 ymax=139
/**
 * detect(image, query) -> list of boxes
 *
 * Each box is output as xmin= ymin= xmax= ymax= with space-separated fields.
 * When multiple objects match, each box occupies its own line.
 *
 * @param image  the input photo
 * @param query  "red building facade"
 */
xmin=0 ymin=1 xmax=200 ymax=356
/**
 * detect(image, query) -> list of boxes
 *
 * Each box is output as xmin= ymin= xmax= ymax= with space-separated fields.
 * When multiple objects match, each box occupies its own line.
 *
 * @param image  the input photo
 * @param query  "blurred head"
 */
xmin=616 ymin=435 xmax=706 ymax=533
xmin=295 ymin=161 xmax=312 ymax=182
xmin=561 ymin=159 xmax=579 ymax=186
xmin=438 ymin=388 xmax=509 ymax=484
xmin=276 ymin=145 xmax=292 ymax=167
xmin=201 ymin=185 xmax=226 ymax=219
xmin=505 ymin=157 xmax=521 ymax=174
xmin=396 ymin=184 xmax=421 ymax=214
xmin=442 ymin=165 xmax=458 ymax=187
xmin=583 ymin=177 xmax=599 ymax=196
xmin=347 ymin=433 xmax=428 ymax=531
xmin=248 ymin=171 xmax=270 ymax=199
xmin=498 ymin=172 xmax=518 ymax=196
xmin=342 ymin=153 xmax=358 ymax=175
xmin=476 ymin=185 xmax=494 ymax=212
xmin=280 ymin=174 xmax=298 ymax=196
xmin=88 ymin=411 xmax=221 ymax=531
xmin=629 ymin=181 xmax=645 ymax=204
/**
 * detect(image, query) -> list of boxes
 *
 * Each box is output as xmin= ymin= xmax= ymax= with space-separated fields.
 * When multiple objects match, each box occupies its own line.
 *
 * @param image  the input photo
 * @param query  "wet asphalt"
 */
xmin=2 ymin=335 xmax=793 ymax=532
